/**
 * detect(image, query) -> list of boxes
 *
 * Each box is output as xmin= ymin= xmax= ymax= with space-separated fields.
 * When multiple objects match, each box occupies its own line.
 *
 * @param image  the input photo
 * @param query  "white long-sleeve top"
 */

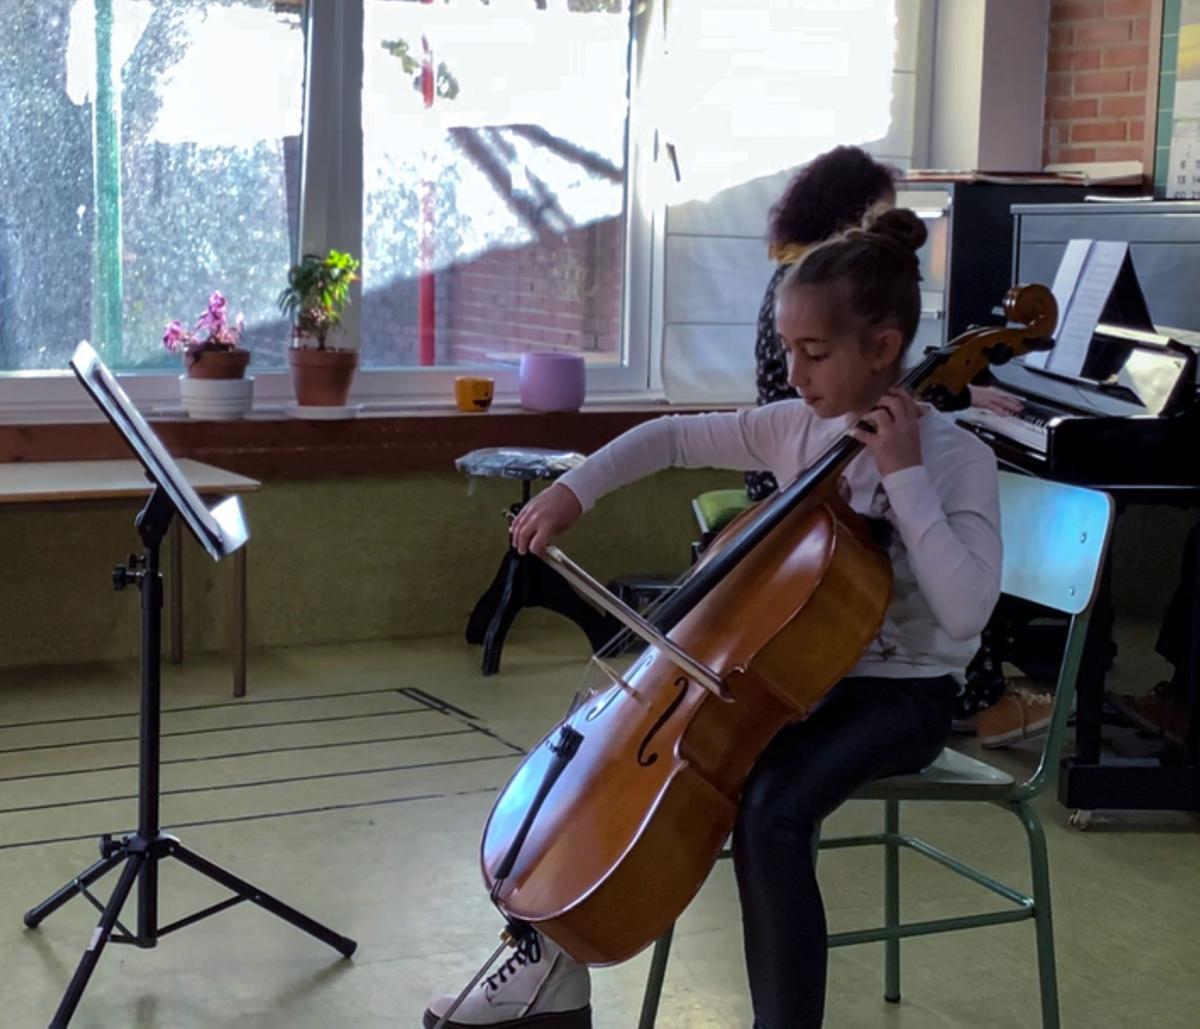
xmin=559 ymin=400 xmax=1002 ymax=681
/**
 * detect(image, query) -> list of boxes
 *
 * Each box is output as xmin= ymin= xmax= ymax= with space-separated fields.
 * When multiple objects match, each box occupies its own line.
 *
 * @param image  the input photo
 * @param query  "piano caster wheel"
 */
xmin=1069 ymin=809 xmax=1092 ymax=831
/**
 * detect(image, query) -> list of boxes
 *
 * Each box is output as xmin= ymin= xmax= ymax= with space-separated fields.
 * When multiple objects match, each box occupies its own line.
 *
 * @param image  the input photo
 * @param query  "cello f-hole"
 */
xmin=636 ymin=676 xmax=690 ymax=767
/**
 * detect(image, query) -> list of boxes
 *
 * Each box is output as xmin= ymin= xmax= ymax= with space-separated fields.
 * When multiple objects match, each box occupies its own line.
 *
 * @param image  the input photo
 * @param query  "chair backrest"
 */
xmin=998 ymin=472 xmax=1113 ymax=616
xmin=996 ymin=472 xmax=1114 ymax=798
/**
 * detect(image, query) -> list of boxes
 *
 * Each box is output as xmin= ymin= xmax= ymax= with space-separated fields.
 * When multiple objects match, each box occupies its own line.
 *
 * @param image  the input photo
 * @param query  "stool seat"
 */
xmin=455 ymin=447 xmax=585 ymax=481
xmin=457 ymin=446 xmax=614 ymax=675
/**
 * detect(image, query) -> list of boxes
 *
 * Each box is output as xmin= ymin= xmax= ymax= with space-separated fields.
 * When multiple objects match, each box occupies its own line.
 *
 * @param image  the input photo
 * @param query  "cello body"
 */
xmin=481 ymin=493 xmax=890 ymax=964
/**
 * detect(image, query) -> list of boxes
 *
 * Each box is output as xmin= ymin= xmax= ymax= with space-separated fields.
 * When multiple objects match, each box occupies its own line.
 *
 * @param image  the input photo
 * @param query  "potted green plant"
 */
xmin=163 ymin=291 xmax=253 ymax=419
xmin=278 ymin=249 xmax=361 ymax=407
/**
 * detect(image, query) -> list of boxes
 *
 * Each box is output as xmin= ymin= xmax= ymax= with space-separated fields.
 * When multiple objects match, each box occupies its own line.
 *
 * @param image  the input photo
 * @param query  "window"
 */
xmin=360 ymin=1 xmax=631 ymax=373
xmin=0 ymin=0 xmax=303 ymax=379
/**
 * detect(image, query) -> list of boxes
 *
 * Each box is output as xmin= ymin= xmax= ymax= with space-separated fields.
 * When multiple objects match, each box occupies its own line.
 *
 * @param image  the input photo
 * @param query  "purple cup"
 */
xmin=518 ymin=352 xmax=587 ymax=412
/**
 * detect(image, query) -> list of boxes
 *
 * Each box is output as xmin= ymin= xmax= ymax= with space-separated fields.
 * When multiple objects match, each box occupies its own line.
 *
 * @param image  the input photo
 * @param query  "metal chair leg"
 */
xmin=1015 ymin=800 xmax=1061 ymax=1029
xmin=884 ymin=799 xmax=901 ymax=1003
xmin=638 ymin=926 xmax=675 ymax=1029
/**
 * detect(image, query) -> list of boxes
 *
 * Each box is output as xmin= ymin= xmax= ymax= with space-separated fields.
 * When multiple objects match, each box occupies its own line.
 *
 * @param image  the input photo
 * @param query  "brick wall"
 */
xmin=359 ymin=217 xmax=624 ymax=367
xmin=443 ymin=218 xmax=624 ymax=364
xmin=1044 ymin=0 xmax=1155 ymax=165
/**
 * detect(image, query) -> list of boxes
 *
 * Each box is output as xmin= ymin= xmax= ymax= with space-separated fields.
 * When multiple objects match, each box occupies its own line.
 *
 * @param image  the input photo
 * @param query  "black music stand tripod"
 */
xmin=23 ymin=345 xmax=355 ymax=1028
xmin=23 ymin=486 xmax=356 ymax=1027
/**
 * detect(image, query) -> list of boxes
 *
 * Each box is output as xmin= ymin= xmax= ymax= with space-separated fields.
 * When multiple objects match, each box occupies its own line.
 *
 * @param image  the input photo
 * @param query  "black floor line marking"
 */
xmin=398 ymin=687 xmax=479 ymax=721
xmin=0 ymin=707 xmax=429 ymax=757
xmin=0 ymin=728 xmax=477 ymax=784
xmin=0 ymin=752 xmax=519 ymax=815
xmin=0 ymin=786 xmax=500 ymax=852
xmin=0 ymin=686 xmax=419 ymax=732
xmin=396 ymin=687 xmax=528 ymax=757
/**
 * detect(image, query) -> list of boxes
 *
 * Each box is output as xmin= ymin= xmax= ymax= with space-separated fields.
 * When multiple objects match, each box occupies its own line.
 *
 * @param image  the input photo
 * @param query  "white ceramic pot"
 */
xmin=179 ymin=374 xmax=254 ymax=420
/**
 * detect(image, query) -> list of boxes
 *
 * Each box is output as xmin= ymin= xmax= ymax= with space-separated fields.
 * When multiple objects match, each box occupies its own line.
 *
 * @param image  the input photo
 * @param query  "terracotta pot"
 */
xmin=288 ymin=347 xmax=359 ymax=406
xmin=185 ymin=347 xmax=251 ymax=380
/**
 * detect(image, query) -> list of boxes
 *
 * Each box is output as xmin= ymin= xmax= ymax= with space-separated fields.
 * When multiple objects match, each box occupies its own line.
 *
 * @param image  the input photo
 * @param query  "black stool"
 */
xmin=457 ymin=447 xmax=617 ymax=675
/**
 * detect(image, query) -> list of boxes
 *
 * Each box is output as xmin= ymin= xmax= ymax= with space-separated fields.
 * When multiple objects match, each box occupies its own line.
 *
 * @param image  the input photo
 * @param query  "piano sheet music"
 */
xmin=1027 ymin=239 xmax=1131 ymax=377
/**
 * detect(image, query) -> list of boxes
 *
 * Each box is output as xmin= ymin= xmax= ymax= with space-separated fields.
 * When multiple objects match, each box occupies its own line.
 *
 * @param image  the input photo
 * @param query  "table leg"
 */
xmin=233 ymin=546 xmax=247 ymax=698
xmin=169 ymin=518 xmax=183 ymax=664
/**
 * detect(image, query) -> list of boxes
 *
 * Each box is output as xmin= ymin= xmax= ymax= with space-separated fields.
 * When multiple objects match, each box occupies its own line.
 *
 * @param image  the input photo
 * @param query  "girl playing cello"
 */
xmin=425 ymin=206 xmax=1002 ymax=1029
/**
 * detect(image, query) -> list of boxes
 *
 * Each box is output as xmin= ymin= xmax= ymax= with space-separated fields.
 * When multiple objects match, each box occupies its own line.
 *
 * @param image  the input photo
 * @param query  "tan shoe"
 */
xmin=976 ymin=686 xmax=1056 ymax=749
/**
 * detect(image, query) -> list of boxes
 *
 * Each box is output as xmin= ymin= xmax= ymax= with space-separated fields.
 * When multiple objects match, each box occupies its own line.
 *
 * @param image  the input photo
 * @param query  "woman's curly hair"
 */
xmin=768 ymin=146 xmax=899 ymax=247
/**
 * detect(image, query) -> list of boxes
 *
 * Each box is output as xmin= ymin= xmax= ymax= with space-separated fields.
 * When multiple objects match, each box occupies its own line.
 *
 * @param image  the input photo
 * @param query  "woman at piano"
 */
xmin=747 ymin=145 xmax=1025 ymax=738
xmin=423 ymin=206 xmax=1003 ymax=1029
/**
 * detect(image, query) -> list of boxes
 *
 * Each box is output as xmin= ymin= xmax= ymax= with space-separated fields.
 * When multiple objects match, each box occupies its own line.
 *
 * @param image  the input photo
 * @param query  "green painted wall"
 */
xmin=0 ymin=469 xmax=741 ymax=672
xmin=1 ymin=466 xmax=1187 ymax=676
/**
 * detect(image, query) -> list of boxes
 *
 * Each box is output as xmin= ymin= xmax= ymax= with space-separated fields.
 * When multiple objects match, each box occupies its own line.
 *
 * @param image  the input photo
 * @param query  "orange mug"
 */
xmin=455 ymin=376 xmax=495 ymax=412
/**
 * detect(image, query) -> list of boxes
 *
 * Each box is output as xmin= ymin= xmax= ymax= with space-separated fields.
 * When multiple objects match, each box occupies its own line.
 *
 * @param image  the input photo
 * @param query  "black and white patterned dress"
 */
xmin=746 ymin=264 xmax=796 ymax=501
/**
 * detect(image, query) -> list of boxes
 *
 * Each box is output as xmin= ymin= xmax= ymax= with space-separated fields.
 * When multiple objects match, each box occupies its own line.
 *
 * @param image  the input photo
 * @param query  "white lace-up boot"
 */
xmin=422 ymin=931 xmax=592 ymax=1028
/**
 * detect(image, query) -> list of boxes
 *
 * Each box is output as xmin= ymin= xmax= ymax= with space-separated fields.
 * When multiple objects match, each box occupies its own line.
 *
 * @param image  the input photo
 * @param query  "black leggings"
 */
xmin=733 ymin=674 xmax=957 ymax=1029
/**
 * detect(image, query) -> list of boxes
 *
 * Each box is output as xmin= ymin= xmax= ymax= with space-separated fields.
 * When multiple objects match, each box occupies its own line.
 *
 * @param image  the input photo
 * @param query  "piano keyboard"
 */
xmin=955 ymin=406 xmax=1050 ymax=454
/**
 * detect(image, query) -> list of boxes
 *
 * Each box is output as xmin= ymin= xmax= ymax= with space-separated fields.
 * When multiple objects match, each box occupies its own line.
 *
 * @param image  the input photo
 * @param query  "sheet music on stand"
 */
xmin=69 ymin=340 xmax=247 ymax=560
xmin=1025 ymin=239 xmax=1153 ymax=377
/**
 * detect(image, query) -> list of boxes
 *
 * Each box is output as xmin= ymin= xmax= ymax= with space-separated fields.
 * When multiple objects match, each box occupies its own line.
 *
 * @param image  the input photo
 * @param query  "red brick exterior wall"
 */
xmin=443 ymin=218 xmax=624 ymax=364
xmin=1044 ymin=0 xmax=1155 ymax=165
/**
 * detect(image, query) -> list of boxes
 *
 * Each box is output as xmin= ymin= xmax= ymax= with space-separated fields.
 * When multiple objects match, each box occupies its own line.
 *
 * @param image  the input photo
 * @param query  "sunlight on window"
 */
xmin=65 ymin=0 xmax=152 ymax=106
xmin=363 ymin=1 xmax=627 ymax=271
xmin=650 ymin=0 xmax=897 ymax=207
xmin=67 ymin=1 xmax=301 ymax=145
xmin=150 ymin=8 xmax=302 ymax=145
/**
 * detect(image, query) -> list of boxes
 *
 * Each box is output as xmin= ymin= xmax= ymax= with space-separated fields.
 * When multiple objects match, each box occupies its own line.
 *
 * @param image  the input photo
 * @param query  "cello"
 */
xmin=475 ymin=284 xmax=1056 ymax=970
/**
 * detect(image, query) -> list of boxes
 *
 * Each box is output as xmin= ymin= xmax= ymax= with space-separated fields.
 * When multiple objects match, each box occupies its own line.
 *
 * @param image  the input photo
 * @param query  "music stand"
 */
xmin=24 ymin=342 xmax=356 ymax=1028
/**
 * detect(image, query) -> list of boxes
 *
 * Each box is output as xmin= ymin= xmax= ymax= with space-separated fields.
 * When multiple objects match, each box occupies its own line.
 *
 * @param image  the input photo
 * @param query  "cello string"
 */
xmin=586 ymin=469 xmax=807 ymax=665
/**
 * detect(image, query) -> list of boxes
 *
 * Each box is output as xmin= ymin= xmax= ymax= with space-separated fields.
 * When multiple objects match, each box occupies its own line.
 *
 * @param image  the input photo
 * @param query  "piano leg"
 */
xmin=1185 ymin=517 xmax=1200 ymax=771
xmin=1074 ymin=558 xmax=1115 ymax=767
xmin=1060 ymin=503 xmax=1200 ymax=813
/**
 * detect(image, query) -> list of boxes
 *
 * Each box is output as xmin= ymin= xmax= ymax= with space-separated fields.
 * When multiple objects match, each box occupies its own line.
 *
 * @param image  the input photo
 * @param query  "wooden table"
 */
xmin=0 ymin=458 xmax=261 ymax=696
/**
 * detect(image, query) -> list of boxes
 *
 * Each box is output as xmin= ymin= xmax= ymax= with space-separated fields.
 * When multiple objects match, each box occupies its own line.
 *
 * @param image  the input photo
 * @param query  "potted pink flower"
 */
xmin=162 ymin=291 xmax=250 ymax=380
xmin=163 ymin=292 xmax=254 ymax=419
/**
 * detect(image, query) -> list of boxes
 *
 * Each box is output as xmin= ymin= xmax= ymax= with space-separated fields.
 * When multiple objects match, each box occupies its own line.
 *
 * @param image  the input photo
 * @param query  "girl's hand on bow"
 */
xmin=851 ymin=388 xmax=923 ymax=477
xmin=510 ymin=483 xmax=584 ymax=556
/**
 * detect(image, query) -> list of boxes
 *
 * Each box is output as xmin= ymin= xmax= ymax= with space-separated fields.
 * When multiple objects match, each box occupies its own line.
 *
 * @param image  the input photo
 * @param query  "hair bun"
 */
xmin=862 ymin=206 xmax=927 ymax=254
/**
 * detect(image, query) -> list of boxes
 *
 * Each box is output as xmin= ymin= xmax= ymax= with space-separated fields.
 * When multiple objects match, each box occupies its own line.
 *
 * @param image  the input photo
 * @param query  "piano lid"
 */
xmin=994 ymin=322 xmax=1195 ymax=418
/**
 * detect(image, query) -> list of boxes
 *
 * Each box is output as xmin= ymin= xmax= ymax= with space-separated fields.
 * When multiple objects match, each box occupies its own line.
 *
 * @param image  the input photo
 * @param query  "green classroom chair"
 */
xmin=638 ymin=472 xmax=1115 ymax=1029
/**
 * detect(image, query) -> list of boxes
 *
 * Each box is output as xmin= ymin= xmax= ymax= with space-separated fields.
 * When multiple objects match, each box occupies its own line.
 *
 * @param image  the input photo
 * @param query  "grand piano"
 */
xmin=952 ymin=321 xmax=1200 ymax=814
